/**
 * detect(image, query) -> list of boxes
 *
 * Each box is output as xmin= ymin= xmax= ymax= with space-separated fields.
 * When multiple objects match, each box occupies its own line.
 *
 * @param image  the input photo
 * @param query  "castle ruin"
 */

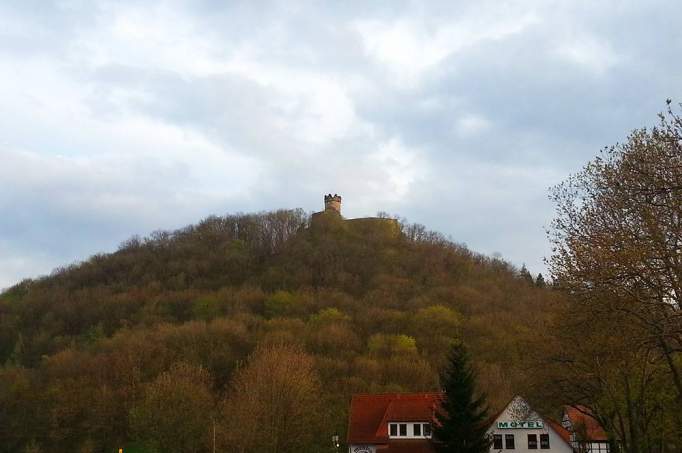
xmin=324 ymin=194 xmax=342 ymax=215
xmin=311 ymin=193 xmax=400 ymax=237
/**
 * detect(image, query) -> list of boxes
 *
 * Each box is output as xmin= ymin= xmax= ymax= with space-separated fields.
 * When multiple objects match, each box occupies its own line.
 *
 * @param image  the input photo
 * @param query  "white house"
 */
xmin=487 ymin=396 xmax=573 ymax=453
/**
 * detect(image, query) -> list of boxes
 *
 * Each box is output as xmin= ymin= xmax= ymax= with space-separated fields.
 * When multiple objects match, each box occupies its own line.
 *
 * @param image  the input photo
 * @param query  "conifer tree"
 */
xmin=535 ymin=273 xmax=546 ymax=288
xmin=434 ymin=342 xmax=491 ymax=453
xmin=519 ymin=264 xmax=534 ymax=285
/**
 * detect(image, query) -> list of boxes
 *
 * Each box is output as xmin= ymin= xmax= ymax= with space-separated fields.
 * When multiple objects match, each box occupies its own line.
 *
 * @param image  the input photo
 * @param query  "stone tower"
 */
xmin=324 ymin=193 xmax=342 ymax=215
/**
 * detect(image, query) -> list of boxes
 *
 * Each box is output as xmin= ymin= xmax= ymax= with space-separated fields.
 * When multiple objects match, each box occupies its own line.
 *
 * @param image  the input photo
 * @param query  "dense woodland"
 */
xmin=0 ymin=208 xmax=559 ymax=452
xmin=1 ymin=106 xmax=680 ymax=453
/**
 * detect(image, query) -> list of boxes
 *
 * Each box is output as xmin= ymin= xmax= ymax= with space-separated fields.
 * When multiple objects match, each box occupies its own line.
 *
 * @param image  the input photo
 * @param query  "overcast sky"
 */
xmin=1 ymin=0 xmax=681 ymax=289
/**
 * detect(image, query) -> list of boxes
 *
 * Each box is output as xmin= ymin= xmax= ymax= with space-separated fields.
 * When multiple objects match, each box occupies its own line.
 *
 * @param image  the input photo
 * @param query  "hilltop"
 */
xmin=0 ymin=203 xmax=560 ymax=452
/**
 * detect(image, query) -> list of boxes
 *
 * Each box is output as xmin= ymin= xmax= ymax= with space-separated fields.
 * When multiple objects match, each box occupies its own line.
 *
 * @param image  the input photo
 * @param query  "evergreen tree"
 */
xmin=535 ymin=273 xmax=546 ymax=288
xmin=519 ymin=264 xmax=534 ymax=285
xmin=434 ymin=342 xmax=491 ymax=453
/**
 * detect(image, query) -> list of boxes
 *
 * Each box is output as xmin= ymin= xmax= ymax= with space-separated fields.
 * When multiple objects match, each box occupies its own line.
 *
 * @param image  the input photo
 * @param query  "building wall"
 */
xmin=488 ymin=397 xmax=573 ymax=453
xmin=488 ymin=426 xmax=572 ymax=453
xmin=325 ymin=198 xmax=342 ymax=213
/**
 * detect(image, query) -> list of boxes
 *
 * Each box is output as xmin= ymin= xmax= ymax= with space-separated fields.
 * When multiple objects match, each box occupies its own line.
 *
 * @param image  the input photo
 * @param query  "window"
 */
xmin=390 ymin=422 xmax=430 ymax=438
xmin=528 ymin=434 xmax=538 ymax=449
xmin=493 ymin=434 xmax=503 ymax=450
xmin=505 ymin=434 xmax=515 ymax=450
xmin=540 ymin=434 xmax=550 ymax=449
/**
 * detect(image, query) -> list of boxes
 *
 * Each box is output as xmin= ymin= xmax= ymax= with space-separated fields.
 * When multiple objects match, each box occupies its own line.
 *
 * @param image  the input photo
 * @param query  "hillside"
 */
xmin=0 ymin=208 xmax=561 ymax=452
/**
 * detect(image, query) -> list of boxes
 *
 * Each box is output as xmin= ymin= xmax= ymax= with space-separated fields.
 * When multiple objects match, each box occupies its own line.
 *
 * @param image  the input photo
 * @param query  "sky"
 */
xmin=1 ymin=0 xmax=681 ymax=289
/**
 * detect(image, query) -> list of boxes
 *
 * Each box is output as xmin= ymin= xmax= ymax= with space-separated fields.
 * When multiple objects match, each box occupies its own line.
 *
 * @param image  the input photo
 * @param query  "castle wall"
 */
xmin=312 ymin=194 xmax=400 ymax=238
xmin=345 ymin=217 xmax=400 ymax=238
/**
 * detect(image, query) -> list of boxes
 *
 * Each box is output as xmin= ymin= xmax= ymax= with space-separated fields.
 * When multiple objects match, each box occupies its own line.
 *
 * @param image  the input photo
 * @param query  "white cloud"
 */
xmin=455 ymin=113 xmax=491 ymax=137
xmin=354 ymin=6 xmax=540 ymax=86
xmin=555 ymin=35 xmax=621 ymax=74
xmin=367 ymin=138 xmax=428 ymax=202
xmin=77 ymin=2 xmax=232 ymax=77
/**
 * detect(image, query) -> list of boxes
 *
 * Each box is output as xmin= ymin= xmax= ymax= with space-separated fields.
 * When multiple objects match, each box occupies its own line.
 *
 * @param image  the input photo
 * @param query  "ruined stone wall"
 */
xmin=345 ymin=217 xmax=401 ymax=238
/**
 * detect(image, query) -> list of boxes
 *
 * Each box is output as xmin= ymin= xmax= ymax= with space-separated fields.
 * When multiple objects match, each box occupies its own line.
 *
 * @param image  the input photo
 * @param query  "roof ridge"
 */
xmin=352 ymin=392 xmax=444 ymax=398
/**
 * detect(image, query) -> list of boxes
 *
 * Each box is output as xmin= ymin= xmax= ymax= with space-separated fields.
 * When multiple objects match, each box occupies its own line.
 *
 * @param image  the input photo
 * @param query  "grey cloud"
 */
xmin=2 ymin=0 xmax=682 ymax=288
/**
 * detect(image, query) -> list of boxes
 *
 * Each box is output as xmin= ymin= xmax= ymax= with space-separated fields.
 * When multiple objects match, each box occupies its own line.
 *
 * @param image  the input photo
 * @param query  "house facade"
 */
xmin=487 ymin=396 xmax=573 ymax=453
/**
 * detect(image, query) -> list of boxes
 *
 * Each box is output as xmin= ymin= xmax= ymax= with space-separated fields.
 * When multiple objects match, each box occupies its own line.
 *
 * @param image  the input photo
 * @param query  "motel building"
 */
xmin=487 ymin=396 xmax=573 ymax=453
xmin=347 ymin=393 xmax=610 ymax=453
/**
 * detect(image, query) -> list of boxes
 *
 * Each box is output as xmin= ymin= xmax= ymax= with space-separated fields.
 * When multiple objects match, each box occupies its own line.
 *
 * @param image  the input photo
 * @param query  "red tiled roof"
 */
xmin=386 ymin=398 xmax=438 ymax=421
xmin=546 ymin=418 xmax=572 ymax=444
xmin=564 ymin=405 xmax=609 ymax=441
xmin=347 ymin=393 xmax=444 ymax=444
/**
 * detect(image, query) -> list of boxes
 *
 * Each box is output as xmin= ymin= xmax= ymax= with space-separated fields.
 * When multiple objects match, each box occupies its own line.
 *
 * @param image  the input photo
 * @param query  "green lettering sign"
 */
xmin=497 ymin=420 xmax=544 ymax=429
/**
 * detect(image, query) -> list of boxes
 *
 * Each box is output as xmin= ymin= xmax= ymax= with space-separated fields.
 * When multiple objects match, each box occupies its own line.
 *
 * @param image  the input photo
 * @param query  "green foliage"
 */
xmin=129 ymin=362 xmax=214 ymax=453
xmin=191 ymin=294 xmax=221 ymax=321
xmin=412 ymin=305 xmax=461 ymax=368
xmin=264 ymin=290 xmax=298 ymax=318
xmin=368 ymin=334 xmax=418 ymax=357
xmin=309 ymin=307 xmax=350 ymax=324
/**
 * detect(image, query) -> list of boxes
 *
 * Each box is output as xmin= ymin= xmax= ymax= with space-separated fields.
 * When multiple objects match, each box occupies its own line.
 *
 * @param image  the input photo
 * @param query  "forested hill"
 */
xmin=0 ymin=209 xmax=560 ymax=452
